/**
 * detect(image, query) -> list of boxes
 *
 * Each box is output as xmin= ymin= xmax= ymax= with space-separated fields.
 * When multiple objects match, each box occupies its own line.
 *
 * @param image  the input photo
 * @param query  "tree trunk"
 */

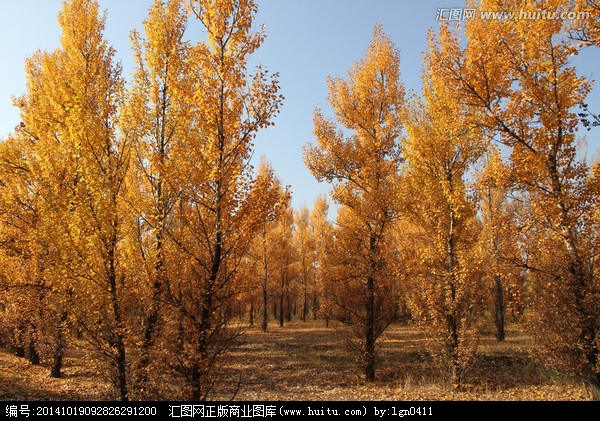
xmin=261 ymin=224 xmax=269 ymax=333
xmin=448 ymin=315 xmax=460 ymax=389
xmin=365 ymin=274 xmax=376 ymax=382
xmin=191 ymin=276 xmax=216 ymax=401
xmin=302 ymin=272 xmax=308 ymax=322
xmin=137 ymin=309 xmax=158 ymax=397
xmin=136 ymin=226 xmax=164 ymax=398
xmin=27 ymin=334 xmax=39 ymax=365
xmin=249 ymin=302 xmax=254 ymax=326
xmin=585 ymin=378 xmax=600 ymax=401
xmin=191 ymin=193 xmax=222 ymax=400
xmin=493 ymin=275 xmax=505 ymax=342
xmin=50 ymin=311 xmax=67 ymax=378
xmin=279 ymin=276 xmax=285 ymax=328
xmin=108 ymin=246 xmax=128 ymax=402
xmin=446 ymin=203 xmax=461 ymax=389
xmin=262 ymin=284 xmax=268 ymax=333
xmin=114 ymin=339 xmax=128 ymax=402
xmin=50 ymin=352 xmax=63 ymax=379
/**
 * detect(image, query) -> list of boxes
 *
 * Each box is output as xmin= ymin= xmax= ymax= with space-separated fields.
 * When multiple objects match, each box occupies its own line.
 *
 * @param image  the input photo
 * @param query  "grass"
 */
xmin=0 ymin=321 xmax=592 ymax=401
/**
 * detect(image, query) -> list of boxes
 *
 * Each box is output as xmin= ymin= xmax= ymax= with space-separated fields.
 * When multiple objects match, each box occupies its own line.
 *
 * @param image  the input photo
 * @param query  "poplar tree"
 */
xmin=123 ymin=0 xmax=193 ymax=398
xmin=429 ymin=0 xmax=600 ymax=397
xmin=14 ymin=0 xmax=131 ymax=400
xmin=400 ymin=43 xmax=487 ymax=387
xmin=162 ymin=0 xmax=284 ymax=400
xmin=304 ymin=24 xmax=404 ymax=382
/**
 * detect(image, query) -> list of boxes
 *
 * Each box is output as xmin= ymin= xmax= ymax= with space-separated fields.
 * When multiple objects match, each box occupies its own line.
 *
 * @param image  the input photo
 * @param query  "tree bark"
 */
xmin=50 ymin=311 xmax=68 ymax=378
xmin=493 ymin=275 xmax=505 ymax=342
xmin=365 ymin=274 xmax=376 ymax=382
xmin=108 ymin=244 xmax=128 ymax=402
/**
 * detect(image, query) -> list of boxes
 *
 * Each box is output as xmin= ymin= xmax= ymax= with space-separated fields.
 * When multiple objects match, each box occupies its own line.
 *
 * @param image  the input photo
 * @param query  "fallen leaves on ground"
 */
xmin=0 ymin=322 xmax=592 ymax=401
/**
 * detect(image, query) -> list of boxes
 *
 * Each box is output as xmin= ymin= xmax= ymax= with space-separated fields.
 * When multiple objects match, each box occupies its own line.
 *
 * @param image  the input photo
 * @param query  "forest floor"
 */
xmin=0 ymin=321 xmax=593 ymax=401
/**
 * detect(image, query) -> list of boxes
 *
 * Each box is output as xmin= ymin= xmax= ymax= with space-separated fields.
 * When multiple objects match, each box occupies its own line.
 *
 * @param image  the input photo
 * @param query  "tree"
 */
xmin=309 ymin=194 xmax=332 ymax=321
xmin=294 ymin=205 xmax=316 ymax=322
xmin=303 ymin=24 xmax=404 ymax=382
xmin=273 ymin=202 xmax=296 ymax=327
xmin=244 ymin=157 xmax=290 ymax=332
xmin=122 ymin=0 xmax=193 ymax=399
xmin=322 ymin=206 xmax=400 ymax=381
xmin=13 ymin=0 xmax=132 ymax=400
xmin=0 ymin=136 xmax=47 ymax=368
xmin=248 ymin=217 xmax=276 ymax=332
xmin=399 ymin=43 xmax=488 ymax=387
xmin=429 ymin=0 xmax=600 ymax=398
xmin=476 ymin=151 xmax=528 ymax=341
xmin=156 ymin=0 xmax=284 ymax=400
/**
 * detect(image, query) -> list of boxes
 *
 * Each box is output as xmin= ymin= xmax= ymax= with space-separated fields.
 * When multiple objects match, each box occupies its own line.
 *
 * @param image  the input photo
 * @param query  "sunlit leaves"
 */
xmin=305 ymin=25 xmax=403 ymax=213
xmin=10 ymin=0 xmax=131 ymax=400
xmin=125 ymin=0 xmax=285 ymax=400
xmin=304 ymin=24 xmax=404 ymax=382
xmin=429 ymin=0 xmax=600 ymax=394
xmin=2 ymin=0 xmax=600 ymax=402
xmin=399 ymin=48 xmax=487 ymax=388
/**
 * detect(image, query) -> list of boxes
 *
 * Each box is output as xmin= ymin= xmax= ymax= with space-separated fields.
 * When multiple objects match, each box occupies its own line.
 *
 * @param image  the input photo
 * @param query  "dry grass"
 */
xmin=0 ymin=321 xmax=591 ymax=401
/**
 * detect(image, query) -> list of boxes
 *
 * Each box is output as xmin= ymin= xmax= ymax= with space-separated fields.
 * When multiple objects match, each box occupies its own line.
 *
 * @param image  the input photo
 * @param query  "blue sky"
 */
xmin=0 ymin=1 xmax=598 ymax=213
